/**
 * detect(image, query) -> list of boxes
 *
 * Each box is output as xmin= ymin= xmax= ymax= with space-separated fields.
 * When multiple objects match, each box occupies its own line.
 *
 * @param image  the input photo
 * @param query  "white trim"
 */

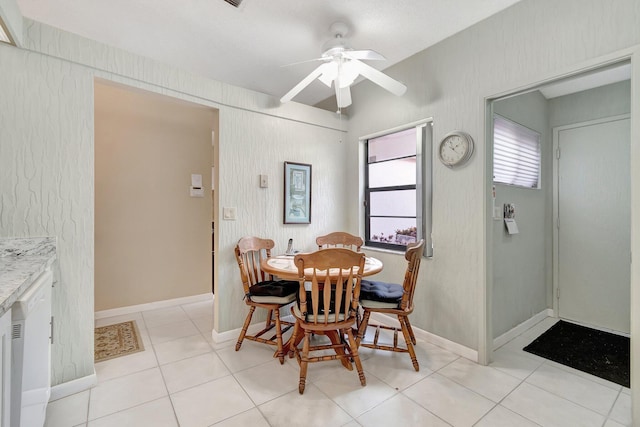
xmin=369 ymin=312 xmax=478 ymax=362
xmin=359 ymin=117 xmax=433 ymax=141
xmin=49 ymin=372 xmax=97 ymax=401
xmin=94 ymin=293 xmax=213 ymax=320
xmin=211 ymin=314 xmax=296 ymax=343
xmin=218 ymin=310 xmax=479 ymax=361
xmin=211 ymin=327 xmax=238 ymax=343
xmin=492 ymin=309 xmax=554 ymax=350
xmin=630 ymin=46 xmax=640 ymax=426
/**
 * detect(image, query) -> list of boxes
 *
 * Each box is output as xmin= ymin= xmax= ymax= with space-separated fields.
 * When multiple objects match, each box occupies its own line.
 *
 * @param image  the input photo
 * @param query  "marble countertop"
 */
xmin=0 ymin=237 xmax=57 ymax=316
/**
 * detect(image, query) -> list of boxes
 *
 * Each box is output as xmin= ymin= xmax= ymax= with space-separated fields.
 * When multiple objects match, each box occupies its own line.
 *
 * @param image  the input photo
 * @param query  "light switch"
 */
xmin=190 ymin=173 xmax=204 ymax=197
xmin=493 ymin=206 xmax=502 ymax=220
xmin=223 ymin=207 xmax=236 ymax=220
xmin=259 ymin=174 xmax=268 ymax=188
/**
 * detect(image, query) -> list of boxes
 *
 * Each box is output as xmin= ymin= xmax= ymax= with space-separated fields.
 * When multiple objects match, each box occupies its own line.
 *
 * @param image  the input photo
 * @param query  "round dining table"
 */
xmin=260 ymin=252 xmax=383 ymax=369
xmin=261 ymin=254 xmax=383 ymax=281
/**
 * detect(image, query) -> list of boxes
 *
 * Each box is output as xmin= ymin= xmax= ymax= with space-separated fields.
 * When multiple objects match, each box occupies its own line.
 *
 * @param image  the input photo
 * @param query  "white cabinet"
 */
xmin=11 ymin=270 xmax=53 ymax=427
xmin=0 ymin=309 xmax=11 ymax=427
xmin=0 ymin=237 xmax=56 ymax=427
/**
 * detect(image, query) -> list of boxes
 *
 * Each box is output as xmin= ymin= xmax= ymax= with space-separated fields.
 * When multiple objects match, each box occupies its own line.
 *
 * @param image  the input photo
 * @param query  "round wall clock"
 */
xmin=438 ymin=131 xmax=474 ymax=168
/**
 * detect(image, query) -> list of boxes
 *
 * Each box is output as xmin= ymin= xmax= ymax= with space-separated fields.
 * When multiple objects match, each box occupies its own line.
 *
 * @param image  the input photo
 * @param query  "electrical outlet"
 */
xmin=259 ymin=174 xmax=268 ymax=188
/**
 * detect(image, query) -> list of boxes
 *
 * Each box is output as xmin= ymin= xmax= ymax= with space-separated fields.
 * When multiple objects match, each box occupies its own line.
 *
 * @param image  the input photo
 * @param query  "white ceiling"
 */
xmin=538 ymin=63 xmax=631 ymax=99
xmin=15 ymin=0 xmax=524 ymax=107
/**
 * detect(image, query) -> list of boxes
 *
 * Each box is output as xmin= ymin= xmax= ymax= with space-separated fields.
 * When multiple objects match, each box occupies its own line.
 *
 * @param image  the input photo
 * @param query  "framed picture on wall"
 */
xmin=284 ymin=161 xmax=311 ymax=224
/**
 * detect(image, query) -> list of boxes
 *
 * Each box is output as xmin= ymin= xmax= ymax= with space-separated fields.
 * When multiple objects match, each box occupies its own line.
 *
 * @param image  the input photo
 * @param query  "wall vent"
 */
xmin=12 ymin=323 xmax=22 ymax=340
xmin=223 ymin=0 xmax=243 ymax=7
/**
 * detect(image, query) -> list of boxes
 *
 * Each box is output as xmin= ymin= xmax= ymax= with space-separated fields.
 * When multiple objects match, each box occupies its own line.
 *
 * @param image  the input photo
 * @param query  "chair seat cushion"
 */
xmin=296 ymin=289 xmax=348 ymax=313
xmin=249 ymin=280 xmax=298 ymax=304
xmin=360 ymin=299 xmax=400 ymax=309
xmin=360 ymin=280 xmax=403 ymax=304
xmin=292 ymin=304 xmax=346 ymax=323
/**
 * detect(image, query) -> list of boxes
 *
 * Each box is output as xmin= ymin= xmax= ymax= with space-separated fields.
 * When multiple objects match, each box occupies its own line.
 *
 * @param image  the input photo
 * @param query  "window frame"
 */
xmin=361 ymin=120 xmax=433 ymax=255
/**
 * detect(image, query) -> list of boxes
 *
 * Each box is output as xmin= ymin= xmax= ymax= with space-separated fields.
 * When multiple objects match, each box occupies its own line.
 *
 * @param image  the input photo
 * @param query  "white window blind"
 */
xmin=493 ymin=115 xmax=541 ymax=189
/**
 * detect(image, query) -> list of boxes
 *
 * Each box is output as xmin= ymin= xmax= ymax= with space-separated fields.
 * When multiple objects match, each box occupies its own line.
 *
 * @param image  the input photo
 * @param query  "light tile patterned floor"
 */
xmin=45 ymin=299 xmax=632 ymax=426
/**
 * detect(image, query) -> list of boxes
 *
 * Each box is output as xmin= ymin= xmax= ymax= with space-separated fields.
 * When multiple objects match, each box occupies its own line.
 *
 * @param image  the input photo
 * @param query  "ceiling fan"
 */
xmin=280 ymin=22 xmax=407 ymax=108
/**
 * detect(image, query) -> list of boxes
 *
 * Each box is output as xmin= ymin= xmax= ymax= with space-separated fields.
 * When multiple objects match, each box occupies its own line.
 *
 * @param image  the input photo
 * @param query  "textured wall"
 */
xmin=1 ymin=20 xmax=344 ymax=386
xmin=215 ymin=108 xmax=348 ymax=332
xmin=94 ymin=81 xmax=215 ymax=311
xmin=346 ymin=0 xmax=640 ymax=350
xmin=0 ymin=44 xmax=95 ymax=383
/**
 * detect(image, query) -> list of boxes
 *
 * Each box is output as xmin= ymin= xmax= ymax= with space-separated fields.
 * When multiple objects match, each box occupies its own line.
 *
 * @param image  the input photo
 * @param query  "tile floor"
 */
xmin=44 ymin=300 xmax=632 ymax=426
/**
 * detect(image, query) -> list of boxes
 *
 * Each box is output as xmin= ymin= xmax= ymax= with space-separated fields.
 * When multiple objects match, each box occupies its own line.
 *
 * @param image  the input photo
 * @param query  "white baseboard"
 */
xmin=211 ymin=316 xmax=291 ymax=343
xmin=214 ymin=311 xmax=479 ymax=362
xmin=369 ymin=312 xmax=479 ymax=362
xmin=49 ymin=372 xmax=97 ymax=401
xmin=95 ymin=293 xmax=213 ymax=319
xmin=493 ymin=308 xmax=554 ymax=350
xmin=211 ymin=326 xmax=240 ymax=343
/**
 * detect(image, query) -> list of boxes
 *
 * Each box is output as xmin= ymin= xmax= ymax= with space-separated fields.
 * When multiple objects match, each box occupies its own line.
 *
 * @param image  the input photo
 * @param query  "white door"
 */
xmin=555 ymin=116 xmax=630 ymax=333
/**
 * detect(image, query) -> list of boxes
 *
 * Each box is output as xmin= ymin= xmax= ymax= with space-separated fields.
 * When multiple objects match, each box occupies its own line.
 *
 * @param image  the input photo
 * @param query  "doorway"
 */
xmin=553 ymin=116 xmax=631 ymax=333
xmin=489 ymin=62 xmax=632 ymax=346
xmin=94 ymin=79 xmax=218 ymax=312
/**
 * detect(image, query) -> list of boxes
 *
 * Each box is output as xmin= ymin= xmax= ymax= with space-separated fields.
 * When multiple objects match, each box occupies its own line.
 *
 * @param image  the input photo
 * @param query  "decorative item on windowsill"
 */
xmin=371 ymin=226 xmax=417 ymax=246
xmin=395 ymin=226 xmax=417 ymax=245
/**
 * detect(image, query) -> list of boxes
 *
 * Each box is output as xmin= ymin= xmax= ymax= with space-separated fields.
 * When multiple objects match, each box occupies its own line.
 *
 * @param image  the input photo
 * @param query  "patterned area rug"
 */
xmin=95 ymin=320 xmax=144 ymax=362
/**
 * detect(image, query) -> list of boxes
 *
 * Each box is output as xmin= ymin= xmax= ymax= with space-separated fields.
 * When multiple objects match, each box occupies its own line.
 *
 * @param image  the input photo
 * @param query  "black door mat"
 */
xmin=523 ymin=320 xmax=629 ymax=388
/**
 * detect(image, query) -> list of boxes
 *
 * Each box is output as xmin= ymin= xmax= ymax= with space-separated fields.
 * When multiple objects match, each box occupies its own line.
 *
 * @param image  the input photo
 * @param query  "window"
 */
xmin=363 ymin=122 xmax=432 ymax=253
xmin=493 ymin=115 xmax=541 ymax=188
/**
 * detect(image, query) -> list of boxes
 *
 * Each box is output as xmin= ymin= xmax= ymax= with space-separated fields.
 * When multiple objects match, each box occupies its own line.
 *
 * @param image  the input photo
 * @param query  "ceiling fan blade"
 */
xmin=335 ymin=84 xmax=352 ymax=108
xmin=281 ymin=57 xmax=326 ymax=67
xmin=343 ymin=49 xmax=385 ymax=61
xmin=280 ymin=63 xmax=331 ymax=103
xmin=350 ymin=59 xmax=407 ymax=97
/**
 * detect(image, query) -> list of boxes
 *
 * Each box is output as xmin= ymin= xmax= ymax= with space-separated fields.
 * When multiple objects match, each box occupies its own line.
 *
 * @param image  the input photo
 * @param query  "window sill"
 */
xmin=362 ymin=245 xmax=405 ymax=256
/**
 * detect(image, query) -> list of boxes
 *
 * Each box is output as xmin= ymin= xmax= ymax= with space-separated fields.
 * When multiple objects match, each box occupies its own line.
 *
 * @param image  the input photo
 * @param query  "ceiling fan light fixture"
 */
xmin=322 ymin=39 xmax=349 ymax=57
xmin=338 ymin=61 xmax=358 ymax=87
xmin=318 ymin=72 xmax=336 ymax=87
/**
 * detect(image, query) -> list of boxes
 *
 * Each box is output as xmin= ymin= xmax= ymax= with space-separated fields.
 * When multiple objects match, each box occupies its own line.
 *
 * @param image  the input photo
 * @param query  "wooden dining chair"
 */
xmin=356 ymin=239 xmax=425 ymax=371
xmin=234 ymin=236 xmax=298 ymax=364
xmin=289 ymin=248 xmax=367 ymax=394
xmin=316 ymin=231 xmax=365 ymax=327
xmin=316 ymin=231 xmax=363 ymax=251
